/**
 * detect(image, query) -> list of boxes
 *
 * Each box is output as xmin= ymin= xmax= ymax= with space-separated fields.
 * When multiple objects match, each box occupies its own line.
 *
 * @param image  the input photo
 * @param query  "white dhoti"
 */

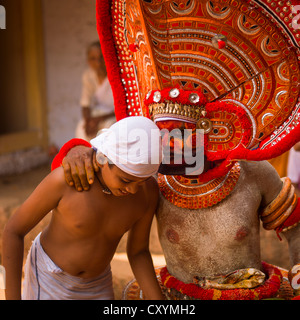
xmin=22 ymin=233 xmax=115 ymax=300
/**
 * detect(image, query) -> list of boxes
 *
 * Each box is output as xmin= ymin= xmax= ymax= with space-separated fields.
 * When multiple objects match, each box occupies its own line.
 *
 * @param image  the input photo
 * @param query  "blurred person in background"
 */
xmin=287 ymin=142 xmax=300 ymax=197
xmin=76 ymin=41 xmax=115 ymax=141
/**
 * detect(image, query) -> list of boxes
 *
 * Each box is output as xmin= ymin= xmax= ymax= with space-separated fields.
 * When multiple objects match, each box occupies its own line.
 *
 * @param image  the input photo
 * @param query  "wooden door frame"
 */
xmin=0 ymin=0 xmax=48 ymax=154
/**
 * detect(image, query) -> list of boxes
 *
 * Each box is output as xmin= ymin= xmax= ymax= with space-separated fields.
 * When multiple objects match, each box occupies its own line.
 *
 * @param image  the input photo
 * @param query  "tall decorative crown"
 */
xmin=145 ymin=87 xmax=207 ymax=121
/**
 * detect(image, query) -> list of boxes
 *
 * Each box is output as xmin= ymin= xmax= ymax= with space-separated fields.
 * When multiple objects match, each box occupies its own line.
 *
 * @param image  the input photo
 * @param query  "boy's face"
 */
xmin=100 ymin=162 xmax=151 ymax=197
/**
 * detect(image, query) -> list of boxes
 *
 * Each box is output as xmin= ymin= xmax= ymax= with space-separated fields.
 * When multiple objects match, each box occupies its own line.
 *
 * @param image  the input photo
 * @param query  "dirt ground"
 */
xmin=0 ymin=164 xmax=291 ymax=300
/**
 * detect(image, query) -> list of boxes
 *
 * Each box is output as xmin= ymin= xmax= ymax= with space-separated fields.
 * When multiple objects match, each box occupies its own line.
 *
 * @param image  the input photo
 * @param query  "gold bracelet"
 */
xmin=261 ymin=177 xmax=291 ymax=218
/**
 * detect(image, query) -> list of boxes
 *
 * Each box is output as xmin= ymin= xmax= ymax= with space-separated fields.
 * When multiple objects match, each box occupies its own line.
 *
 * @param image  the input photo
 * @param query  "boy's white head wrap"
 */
xmin=90 ymin=116 xmax=162 ymax=178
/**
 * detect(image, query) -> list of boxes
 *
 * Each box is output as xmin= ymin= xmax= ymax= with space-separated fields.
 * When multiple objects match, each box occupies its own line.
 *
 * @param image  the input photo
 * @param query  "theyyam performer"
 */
xmin=52 ymin=0 xmax=300 ymax=299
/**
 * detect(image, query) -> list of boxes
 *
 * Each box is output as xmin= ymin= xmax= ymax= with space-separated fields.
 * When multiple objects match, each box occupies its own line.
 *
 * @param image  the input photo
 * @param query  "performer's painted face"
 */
xmin=144 ymin=88 xmax=254 ymax=178
xmin=156 ymin=120 xmax=197 ymax=160
xmin=155 ymin=119 xmax=205 ymax=176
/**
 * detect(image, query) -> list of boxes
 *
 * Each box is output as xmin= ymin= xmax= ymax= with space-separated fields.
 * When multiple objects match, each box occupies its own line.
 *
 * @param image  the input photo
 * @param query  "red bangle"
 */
xmin=51 ymin=139 xmax=92 ymax=171
xmin=276 ymin=199 xmax=300 ymax=234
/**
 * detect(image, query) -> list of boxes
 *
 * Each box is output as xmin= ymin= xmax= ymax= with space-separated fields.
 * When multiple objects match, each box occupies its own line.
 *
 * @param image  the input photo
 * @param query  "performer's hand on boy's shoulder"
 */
xmin=62 ymin=145 xmax=98 ymax=191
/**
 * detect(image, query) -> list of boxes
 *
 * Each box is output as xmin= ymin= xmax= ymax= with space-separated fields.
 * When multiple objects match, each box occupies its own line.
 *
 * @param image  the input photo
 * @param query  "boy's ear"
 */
xmin=96 ymin=152 xmax=108 ymax=167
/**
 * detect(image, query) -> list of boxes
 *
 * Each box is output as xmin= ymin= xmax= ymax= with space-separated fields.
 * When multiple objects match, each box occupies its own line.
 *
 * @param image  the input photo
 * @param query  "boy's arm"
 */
xmin=2 ymin=168 xmax=66 ymax=300
xmin=126 ymin=180 xmax=165 ymax=300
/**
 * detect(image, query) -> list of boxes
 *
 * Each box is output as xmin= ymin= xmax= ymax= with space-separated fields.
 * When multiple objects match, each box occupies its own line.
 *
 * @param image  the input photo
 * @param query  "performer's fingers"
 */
xmin=77 ymin=162 xmax=90 ymax=191
xmin=92 ymin=151 xmax=99 ymax=173
xmin=62 ymin=159 xmax=74 ymax=187
xmin=84 ymin=157 xmax=95 ymax=187
xmin=71 ymin=164 xmax=83 ymax=192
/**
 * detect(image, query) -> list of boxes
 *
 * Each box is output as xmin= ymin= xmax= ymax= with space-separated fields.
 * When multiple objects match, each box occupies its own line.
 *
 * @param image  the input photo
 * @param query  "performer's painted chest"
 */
xmin=155 ymin=162 xmax=266 ymax=255
xmin=157 ymin=180 xmax=261 ymax=247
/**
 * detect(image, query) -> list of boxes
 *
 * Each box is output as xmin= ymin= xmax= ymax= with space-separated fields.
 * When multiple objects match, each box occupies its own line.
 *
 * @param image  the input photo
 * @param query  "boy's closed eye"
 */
xmin=121 ymin=178 xmax=131 ymax=184
xmin=119 ymin=177 xmax=151 ymax=184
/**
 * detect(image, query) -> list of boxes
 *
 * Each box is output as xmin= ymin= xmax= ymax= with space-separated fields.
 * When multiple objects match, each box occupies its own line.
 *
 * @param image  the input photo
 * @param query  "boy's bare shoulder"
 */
xmin=147 ymin=176 xmax=160 ymax=196
xmin=48 ymin=167 xmax=69 ymax=192
xmin=137 ymin=177 xmax=159 ymax=206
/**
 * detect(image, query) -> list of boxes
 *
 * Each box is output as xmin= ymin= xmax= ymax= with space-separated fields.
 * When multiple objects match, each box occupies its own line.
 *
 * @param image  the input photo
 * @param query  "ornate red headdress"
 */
xmin=96 ymin=0 xmax=300 ymax=182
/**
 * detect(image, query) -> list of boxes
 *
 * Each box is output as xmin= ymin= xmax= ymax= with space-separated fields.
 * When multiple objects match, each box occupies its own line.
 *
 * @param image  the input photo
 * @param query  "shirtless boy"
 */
xmin=2 ymin=116 xmax=164 ymax=300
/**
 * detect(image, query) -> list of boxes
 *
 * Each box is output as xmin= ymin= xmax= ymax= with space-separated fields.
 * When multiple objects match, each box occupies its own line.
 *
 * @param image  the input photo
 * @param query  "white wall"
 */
xmin=42 ymin=0 xmax=99 ymax=148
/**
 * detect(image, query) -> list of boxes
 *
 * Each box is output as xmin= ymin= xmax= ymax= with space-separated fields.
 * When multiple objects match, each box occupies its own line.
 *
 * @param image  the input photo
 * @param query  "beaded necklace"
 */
xmin=95 ymin=173 xmax=112 ymax=195
xmin=157 ymin=162 xmax=241 ymax=209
